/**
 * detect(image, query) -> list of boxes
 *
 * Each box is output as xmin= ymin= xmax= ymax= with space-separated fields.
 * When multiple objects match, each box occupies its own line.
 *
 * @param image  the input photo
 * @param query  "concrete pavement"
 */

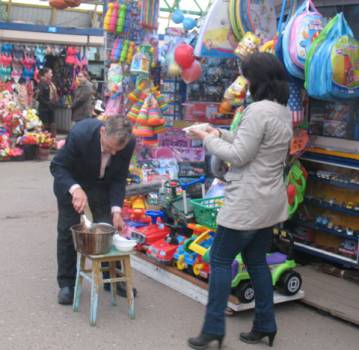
xmin=0 ymin=160 xmax=358 ymax=350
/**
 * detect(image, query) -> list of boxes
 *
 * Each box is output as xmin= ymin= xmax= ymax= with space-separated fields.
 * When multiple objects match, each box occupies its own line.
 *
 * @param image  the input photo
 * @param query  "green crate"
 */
xmin=190 ymin=196 xmax=224 ymax=229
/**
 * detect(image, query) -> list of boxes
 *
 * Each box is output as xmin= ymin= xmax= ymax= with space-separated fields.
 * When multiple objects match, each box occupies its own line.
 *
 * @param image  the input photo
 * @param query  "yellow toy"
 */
xmin=234 ymin=32 xmax=261 ymax=59
xmin=224 ymin=76 xmax=248 ymax=106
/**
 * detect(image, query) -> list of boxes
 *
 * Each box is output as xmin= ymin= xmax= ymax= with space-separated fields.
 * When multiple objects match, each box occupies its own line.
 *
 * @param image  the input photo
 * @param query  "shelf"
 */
xmin=301 ymin=152 xmax=359 ymax=170
xmin=294 ymin=242 xmax=358 ymax=267
xmin=309 ymin=175 xmax=359 ymax=191
xmin=296 ymin=221 xmax=358 ymax=241
xmin=304 ymin=198 xmax=359 ymax=217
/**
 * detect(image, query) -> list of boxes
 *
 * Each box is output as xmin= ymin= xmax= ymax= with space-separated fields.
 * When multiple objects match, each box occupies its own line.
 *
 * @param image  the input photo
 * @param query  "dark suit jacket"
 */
xmin=50 ymin=119 xmax=136 ymax=207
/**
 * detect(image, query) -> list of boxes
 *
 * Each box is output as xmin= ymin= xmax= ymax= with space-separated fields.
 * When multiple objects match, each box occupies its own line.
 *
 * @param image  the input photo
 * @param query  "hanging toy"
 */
xmin=130 ymin=47 xmax=151 ymax=75
xmin=223 ymin=76 xmax=248 ymax=106
xmin=120 ymin=40 xmax=130 ymax=63
xmin=103 ymin=1 xmax=114 ymax=32
xmin=109 ymin=2 xmax=119 ymax=33
xmin=111 ymin=38 xmax=121 ymax=62
xmin=140 ymin=0 xmax=159 ymax=30
xmin=234 ymin=32 xmax=261 ymax=59
xmin=114 ymin=39 xmax=123 ymax=62
xmin=116 ymin=4 xmax=127 ymax=34
xmin=126 ymin=42 xmax=136 ymax=65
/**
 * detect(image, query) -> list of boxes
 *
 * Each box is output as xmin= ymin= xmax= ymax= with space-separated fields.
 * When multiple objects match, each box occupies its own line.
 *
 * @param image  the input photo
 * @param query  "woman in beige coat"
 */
xmin=188 ymin=53 xmax=293 ymax=349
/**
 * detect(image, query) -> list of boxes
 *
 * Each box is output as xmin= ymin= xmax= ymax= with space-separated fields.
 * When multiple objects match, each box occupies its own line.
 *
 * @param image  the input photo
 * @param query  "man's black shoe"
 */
xmin=58 ymin=286 xmax=74 ymax=305
xmin=104 ymin=282 xmax=137 ymax=298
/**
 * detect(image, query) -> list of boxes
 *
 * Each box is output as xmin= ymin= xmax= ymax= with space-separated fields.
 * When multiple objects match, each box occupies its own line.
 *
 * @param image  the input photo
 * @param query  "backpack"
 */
xmin=283 ymin=0 xmax=325 ymax=80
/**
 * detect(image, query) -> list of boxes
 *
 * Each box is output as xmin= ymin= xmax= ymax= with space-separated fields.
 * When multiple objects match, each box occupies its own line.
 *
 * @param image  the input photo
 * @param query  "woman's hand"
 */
xmin=205 ymin=126 xmax=220 ymax=137
xmin=113 ymin=212 xmax=125 ymax=233
xmin=187 ymin=129 xmax=209 ymax=140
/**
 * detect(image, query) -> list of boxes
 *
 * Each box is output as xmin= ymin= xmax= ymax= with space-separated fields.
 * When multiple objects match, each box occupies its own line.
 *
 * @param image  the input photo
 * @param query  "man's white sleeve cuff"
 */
xmin=69 ymin=184 xmax=81 ymax=195
xmin=111 ymin=206 xmax=122 ymax=214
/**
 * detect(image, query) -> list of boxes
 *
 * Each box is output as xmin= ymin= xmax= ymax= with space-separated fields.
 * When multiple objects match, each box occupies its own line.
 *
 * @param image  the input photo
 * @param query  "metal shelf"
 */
xmin=296 ymin=221 xmax=358 ymax=241
xmin=309 ymin=175 xmax=359 ymax=191
xmin=294 ymin=242 xmax=358 ymax=267
xmin=304 ymin=198 xmax=359 ymax=216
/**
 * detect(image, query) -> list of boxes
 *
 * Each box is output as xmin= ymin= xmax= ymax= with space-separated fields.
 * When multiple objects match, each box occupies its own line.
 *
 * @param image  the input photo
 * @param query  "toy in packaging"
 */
xmin=223 ymin=76 xmax=248 ymax=106
xmin=234 ymin=32 xmax=261 ymax=59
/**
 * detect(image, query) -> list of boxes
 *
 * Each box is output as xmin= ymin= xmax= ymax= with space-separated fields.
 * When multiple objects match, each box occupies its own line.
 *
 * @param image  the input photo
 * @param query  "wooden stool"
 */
xmin=72 ymin=247 xmax=135 ymax=326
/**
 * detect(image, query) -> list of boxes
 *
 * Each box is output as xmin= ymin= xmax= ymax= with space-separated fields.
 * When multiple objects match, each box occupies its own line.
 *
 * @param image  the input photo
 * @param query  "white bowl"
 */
xmin=113 ymin=234 xmax=137 ymax=252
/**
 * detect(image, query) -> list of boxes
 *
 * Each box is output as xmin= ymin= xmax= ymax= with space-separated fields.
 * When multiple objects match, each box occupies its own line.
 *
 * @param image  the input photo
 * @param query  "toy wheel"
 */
xmin=176 ymin=255 xmax=186 ymax=270
xmin=234 ymin=281 xmax=254 ymax=304
xmin=278 ymin=270 xmax=302 ymax=296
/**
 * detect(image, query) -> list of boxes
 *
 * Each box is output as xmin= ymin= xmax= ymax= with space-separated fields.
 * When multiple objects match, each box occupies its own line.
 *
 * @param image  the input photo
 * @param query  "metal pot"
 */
xmin=71 ymin=223 xmax=115 ymax=255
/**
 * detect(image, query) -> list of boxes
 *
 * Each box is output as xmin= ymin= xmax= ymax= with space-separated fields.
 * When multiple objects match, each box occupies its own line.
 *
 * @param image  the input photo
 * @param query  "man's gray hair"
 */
xmin=104 ymin=116 xmax=133 ymax=145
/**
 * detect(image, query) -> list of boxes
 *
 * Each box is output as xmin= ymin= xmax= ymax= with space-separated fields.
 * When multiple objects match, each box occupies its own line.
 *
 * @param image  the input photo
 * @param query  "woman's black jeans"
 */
xmin=202 ymin=225 xmax=276 ymax=336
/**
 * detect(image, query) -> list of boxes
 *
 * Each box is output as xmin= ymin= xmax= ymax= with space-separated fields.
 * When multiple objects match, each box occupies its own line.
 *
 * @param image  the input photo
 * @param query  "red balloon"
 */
xmin=174 ymin=43 xmax=195 ymax=69
xmin=181 ymin=60 xmax=202 ymax=84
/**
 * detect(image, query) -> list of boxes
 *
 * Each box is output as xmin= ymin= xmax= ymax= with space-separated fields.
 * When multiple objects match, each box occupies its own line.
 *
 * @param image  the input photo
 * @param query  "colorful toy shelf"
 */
xmin=304 ymin=197 xmax=359 ymax=217
xmin=296 ymin=221 xmax=359 ymax=241
xmin=294 ymin=151 xmax=359 ymax=268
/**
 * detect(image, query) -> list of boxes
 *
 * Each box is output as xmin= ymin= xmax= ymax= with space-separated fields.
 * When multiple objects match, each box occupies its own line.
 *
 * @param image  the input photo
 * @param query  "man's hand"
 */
xmin=113 ymin=212 xmax=125 ymax=233
xmin=72 ymin=188 xmax=88 ymax=213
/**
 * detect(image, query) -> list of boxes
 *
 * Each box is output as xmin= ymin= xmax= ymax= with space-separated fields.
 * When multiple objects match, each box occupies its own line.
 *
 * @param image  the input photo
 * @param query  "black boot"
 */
xmin=58 ymin=286 xmax=74 ymax=305
xmin=188 ymin=333 xmax=224 ymax=350
xmin=240 ymin=329 xmax=276 ymax=347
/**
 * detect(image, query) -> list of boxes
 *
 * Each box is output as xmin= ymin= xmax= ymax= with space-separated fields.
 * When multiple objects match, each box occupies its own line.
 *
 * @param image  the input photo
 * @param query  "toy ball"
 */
xmin=168 ymin=62 xmax=182 ymax=77
xmin=64 ymin=0 xmax=81 ymax=7
xmin=183 ymin=17 xmax=196 ymax=31
xmin=181 ymin=60 xmax=202 ymax=84
xmin=174 ymin=43 xmax=195 ymax=69
xmin=172 ymin=9 xmax=184 ymax=24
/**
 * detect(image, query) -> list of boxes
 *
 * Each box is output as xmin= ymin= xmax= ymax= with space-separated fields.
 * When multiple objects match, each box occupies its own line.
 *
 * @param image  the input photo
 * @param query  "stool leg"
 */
xmin=90 ymin=261 xmax=101 ymax=326
xmin=109 ymin=262 xmax=117 ymax=306
xmin=123 ymin=256 xmax=135 ymax=319
xmin=73 ymin=254 xmax=85 ymax=312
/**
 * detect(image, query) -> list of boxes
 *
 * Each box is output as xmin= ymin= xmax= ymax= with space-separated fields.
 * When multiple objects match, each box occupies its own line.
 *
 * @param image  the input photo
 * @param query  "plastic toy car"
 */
xmin=231 ymin=229 xmax=302 ymax=303
xmin=131 ymin=210 xmax=170 ymax=252
xmin=147 ymin=235 xmax=186 ymax=264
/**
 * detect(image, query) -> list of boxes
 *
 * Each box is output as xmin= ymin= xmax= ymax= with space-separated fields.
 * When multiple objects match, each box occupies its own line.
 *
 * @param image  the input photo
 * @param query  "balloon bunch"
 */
xmin=172 ymin=9 xmax=197 ymax=31
xmin=173 ymin=43 xmax=202 ymax=84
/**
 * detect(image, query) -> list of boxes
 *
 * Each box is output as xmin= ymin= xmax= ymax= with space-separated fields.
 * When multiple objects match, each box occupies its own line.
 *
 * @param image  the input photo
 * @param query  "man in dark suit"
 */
xmin=50 ymin=117 xmax=136 ymax=305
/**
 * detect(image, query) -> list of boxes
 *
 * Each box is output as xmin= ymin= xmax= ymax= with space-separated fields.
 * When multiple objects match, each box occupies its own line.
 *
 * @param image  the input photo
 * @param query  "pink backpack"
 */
xmin=289 ymin=0 xmax=325 ymax=69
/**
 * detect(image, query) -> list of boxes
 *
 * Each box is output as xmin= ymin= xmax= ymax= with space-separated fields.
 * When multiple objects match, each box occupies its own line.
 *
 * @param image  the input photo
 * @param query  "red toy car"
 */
xmin=130 ymin=211 xmax=170 ymax=252
xmin=147 ymin=235 xmax=186 ymax=264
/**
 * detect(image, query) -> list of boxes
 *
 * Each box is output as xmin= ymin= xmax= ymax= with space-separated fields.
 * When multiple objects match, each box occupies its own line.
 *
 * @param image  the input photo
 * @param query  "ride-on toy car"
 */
xmin=231 ymin=228 xmax=302 ymax=303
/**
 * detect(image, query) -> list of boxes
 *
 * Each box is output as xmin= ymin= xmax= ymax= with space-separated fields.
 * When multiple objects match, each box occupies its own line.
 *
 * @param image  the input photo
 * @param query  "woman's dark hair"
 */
xmin=241 ymin=52 xmax=289 ymax=105
xmin=39 ymin=68 xmax=51 ymax=77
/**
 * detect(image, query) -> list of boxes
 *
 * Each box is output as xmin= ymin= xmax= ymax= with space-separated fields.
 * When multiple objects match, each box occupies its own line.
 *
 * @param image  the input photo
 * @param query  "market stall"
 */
xmin=94 ymin=0 xmax=359 ymax=313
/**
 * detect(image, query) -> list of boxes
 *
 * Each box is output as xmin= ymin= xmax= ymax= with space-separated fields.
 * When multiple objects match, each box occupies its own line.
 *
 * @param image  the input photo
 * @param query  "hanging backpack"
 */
xmin=305 ymin=13 xmax=359 ymax=100
xmin=283 ymin=0 xmax=325 ymax=80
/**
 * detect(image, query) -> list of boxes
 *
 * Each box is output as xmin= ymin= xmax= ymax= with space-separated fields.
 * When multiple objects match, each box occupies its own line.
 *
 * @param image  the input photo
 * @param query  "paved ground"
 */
xmin=0 ymin=160 xmax=358 ymax=350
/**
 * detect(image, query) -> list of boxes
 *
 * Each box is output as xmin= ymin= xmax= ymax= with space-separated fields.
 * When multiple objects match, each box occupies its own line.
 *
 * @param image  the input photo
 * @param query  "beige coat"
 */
xmin=71 ymin=80 xmax=94 ymax=122
xmin=204 ymin=100 xmax=293 ymax=230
